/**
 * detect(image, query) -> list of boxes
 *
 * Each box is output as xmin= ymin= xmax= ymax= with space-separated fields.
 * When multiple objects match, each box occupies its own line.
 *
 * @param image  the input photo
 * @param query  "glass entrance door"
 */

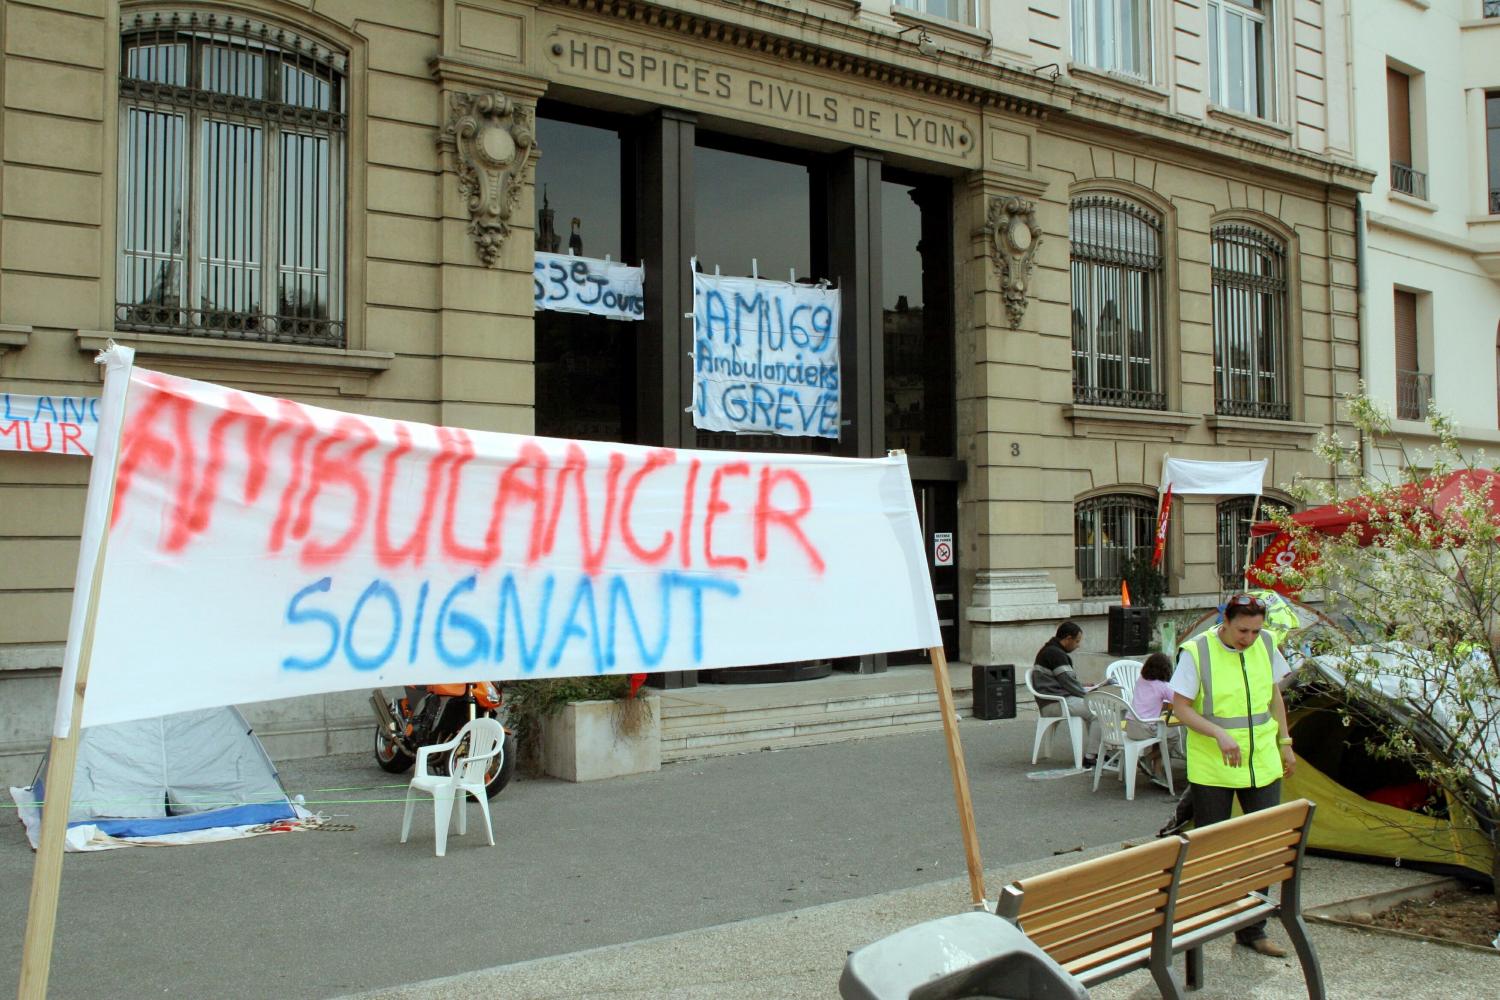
xmin=890 ymin=479 xmax=959 ymax=663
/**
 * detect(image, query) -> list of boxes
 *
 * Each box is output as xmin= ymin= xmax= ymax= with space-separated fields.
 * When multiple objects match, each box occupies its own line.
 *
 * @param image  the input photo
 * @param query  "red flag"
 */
xmin=1245 ymin=531 xmax=1314 ymax=597
xmin=1151 ymin=484 xmax=1173 ymax=567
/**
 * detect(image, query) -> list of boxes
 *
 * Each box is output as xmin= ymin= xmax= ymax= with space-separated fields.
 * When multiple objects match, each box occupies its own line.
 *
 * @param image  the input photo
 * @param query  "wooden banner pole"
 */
xmin=928 ymin=645 xmax=987 ymax=909
xmin=17 ymin=526 xmax=113 ymax=999
xmin=18 ymin=353 xmax=132 ymax=1000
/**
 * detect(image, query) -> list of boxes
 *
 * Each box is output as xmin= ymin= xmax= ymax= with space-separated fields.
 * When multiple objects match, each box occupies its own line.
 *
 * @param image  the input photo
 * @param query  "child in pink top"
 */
xmin=1127 ymin=652 xmax=1175 ymax=782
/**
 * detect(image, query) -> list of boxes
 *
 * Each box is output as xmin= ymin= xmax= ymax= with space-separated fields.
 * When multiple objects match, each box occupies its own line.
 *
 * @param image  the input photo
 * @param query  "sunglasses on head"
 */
xmin=1227 ymin=594 xmax=1267 ymax=612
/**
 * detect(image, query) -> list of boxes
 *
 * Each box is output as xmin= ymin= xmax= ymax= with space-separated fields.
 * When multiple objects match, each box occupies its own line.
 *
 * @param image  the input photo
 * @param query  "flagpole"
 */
xmin=1241 ymin=493 xmax=1263 ymax=586
xmin=18 ymin=348 xmax=134 ymax=1000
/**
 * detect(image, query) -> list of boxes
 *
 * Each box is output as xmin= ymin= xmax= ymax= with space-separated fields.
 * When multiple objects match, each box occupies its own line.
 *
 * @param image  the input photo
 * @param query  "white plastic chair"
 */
xmin=1085 ymin=690 xmax=1174 ymax=801
xmin=1025 ymin=666 xmax=1084 ymax=770
xmin=400 ymin=717 xmax=504 ymax=857
xmin=1105 ymin=659 xmax=1142 ymax=702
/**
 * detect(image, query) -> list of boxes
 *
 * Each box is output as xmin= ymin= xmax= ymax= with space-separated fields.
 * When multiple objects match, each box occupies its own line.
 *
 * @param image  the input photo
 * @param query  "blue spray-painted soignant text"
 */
xmin=280 ymin=571 xmax=740 ymax=676
xmin=691 ymin=268 xmax=842 ymax=439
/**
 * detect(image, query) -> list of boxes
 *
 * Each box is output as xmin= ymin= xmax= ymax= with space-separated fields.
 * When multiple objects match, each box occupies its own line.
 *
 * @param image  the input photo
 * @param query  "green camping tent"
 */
xmin=1285 ymin=689 xmax=1494 ymax=881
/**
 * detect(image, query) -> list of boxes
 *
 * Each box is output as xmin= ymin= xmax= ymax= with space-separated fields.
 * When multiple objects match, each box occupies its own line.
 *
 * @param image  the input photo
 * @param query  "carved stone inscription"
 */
xmin=544 ymin=27 xmax=976 ymax=164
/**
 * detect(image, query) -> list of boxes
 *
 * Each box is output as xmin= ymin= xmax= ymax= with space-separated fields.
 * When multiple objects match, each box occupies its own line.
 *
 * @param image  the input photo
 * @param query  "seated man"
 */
xmin=1032 ymin=621 xmax=1101 ymax=767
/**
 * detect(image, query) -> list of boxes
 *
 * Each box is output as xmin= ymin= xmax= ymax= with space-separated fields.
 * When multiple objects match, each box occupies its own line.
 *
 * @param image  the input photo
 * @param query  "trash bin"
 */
xmin=840 ymin=911 xmax=1089 ymax=1000
xmin=1107 ymin=605 xmax=1153 ymax=655
xmin=971 ymin=664 xmax=1016 ymax=720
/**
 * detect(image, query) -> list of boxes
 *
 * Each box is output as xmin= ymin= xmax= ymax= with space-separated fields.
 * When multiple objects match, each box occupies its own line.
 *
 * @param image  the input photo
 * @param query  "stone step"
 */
xmin=662 ymin=716 xmax=964 ymax=763
xmin=661 ymin=687 xmax=973 ymax=730
xmin=660 ymin=696 xmax=974 ymax=762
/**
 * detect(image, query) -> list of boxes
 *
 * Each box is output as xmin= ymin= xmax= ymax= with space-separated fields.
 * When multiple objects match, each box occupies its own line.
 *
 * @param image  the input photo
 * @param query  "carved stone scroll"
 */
xmin=441 ymin=91 xmax=535 ymax=266
xmin=985 ymin=196 xmax=1043 ymax=329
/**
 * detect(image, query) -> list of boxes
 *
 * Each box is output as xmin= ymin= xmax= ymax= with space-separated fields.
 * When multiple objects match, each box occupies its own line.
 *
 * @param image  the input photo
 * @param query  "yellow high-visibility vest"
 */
xmin=1180 ymin=629 xmax=1283 ymax=789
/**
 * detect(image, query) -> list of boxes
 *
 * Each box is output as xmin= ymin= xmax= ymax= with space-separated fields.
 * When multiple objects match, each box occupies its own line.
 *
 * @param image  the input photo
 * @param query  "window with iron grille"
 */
xmin=1070 ymin=196 xmax=1164 ymax=409
xmin=117 ymin=11 xmax=347 ymax=347
xmin=1212 ymin=224 xmax=1289 ymax=420
xmin=1075 ymin=493 xmax=1156 ymax=597
xmin=1217 ymin=495 xmax=1289 ymax=591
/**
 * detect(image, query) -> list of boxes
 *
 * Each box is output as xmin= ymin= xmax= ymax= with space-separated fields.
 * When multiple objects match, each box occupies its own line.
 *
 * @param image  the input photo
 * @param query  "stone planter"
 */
xmin=540 ymin=695 xmax=660 ymax=782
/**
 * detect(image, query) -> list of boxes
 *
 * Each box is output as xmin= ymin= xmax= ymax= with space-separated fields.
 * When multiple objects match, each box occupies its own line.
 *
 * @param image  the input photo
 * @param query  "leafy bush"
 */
xmin=1121 ymin=551 xmax=1168 ymax=611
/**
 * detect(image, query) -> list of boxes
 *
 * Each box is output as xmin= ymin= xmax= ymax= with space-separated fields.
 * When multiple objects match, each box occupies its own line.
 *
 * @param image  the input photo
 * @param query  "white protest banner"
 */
xmin=691 ymin=265 xmax=841 ymax=439
xmin=62 ymin=359 xmax=939 ymax=732
xmin=533 ymin=251 xmax=645 ymax=320
xmin=0 ymin=393 xmax=99 ymax=456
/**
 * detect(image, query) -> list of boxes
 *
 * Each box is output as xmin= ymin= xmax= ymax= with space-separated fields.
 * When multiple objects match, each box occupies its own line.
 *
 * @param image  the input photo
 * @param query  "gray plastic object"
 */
xmin=839 ymin=911 xmax=1090 ymax=1000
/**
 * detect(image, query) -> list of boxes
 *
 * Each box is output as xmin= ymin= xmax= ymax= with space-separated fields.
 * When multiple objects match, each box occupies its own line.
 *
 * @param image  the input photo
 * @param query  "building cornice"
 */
xmin=543 ymin=0 xmax=1375 ymax=192
xmin=545 ymin=0 xmax=1054 ymax=118
xmin=1366 ymin=210 xmax=1500 ymax=279
xmin=0 ymin=324 xmax=32 ymax=362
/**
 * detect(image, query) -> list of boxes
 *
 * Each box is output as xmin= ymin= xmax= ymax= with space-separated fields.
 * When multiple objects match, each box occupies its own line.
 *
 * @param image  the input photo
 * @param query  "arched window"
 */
xmin=1075 ymin=493 xmax=1156 ymax=597
xmin=116 ymin=10 xmax=347 ymax=346
xmin=1212 ymin=224 xmax=1288 ymax=420
xmin=1216 ymin=495 xmax=1291 ymax=591
xmin=1070 ymin=196 xmax=1164 ymax=409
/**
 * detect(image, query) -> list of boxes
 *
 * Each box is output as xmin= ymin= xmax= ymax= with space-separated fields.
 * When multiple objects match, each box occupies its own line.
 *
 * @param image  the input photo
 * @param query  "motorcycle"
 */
xmin=370 ymin=682 xmax=517 ymax=798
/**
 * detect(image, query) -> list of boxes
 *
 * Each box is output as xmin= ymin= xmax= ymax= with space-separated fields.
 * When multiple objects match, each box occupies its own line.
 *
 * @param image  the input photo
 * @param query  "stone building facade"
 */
xmin=1350 ymin=0 xmax=1500 ymax=476
xmin=0 ymin=0 xmax=1369 ymax=779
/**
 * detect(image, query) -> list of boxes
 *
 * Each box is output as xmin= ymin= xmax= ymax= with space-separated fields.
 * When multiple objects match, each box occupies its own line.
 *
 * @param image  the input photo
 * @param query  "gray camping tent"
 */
xmin=17 ymin=706 xmax=296 ymax=842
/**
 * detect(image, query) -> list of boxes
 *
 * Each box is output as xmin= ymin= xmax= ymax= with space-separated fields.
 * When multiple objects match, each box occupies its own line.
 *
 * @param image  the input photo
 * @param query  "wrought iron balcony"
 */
xmin=1486 ymin=0 xmax=1500 ymax=18
xmin=1396 ymin=369 xmax=1434 ymax=422
xmin=1215 ymin=397 xmax=1291 ymax=421
xmin=1390 ymin=162 xmax=1428 ymax=200
xmin=1072 ymin=384 xmax=1167 ymax=411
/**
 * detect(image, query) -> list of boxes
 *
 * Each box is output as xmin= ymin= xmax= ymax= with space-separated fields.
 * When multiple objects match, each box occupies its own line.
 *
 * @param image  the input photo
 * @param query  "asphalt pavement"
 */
xmin=1 ymin=712 xmax=1178 ymax=999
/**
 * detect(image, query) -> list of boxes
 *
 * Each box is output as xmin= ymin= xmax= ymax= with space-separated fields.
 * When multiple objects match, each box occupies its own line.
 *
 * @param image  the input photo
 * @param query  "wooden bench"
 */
xmin=996 ymin=799 xmax=1324 ymax=999
xmin=995 ymin=836 xmax=1187 ymax=997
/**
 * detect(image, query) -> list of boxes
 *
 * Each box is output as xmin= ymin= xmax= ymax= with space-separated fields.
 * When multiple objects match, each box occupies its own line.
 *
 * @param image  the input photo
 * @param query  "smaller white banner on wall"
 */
xmin=533 ymin=252 xmax=645 ymax=320
xmin=0 ymin=392 xmax=99 ymax=456
xmin=691 ymin=264 xmax=842 ymax=439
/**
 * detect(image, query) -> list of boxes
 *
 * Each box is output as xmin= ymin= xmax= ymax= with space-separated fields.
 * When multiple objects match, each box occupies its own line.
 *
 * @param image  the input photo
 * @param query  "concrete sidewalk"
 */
xmin=343 ymin=851 xmax=1490 ymax=1000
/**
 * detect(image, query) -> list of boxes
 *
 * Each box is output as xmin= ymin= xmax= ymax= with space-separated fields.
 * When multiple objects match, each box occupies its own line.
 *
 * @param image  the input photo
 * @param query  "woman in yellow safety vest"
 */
xmin=1170 ymin=592 xmax=1297 ymax=958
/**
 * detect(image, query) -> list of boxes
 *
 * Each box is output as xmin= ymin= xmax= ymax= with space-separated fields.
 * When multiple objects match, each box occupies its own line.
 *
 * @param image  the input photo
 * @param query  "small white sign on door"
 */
xmin=933 ymin=532 xmax=954 ymax=567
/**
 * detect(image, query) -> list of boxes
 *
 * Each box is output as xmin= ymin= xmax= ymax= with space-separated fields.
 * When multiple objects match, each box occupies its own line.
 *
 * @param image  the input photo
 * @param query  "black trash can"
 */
xmin=971 ymin=664 xmax=1016 ymax=720
xmin=1107 ymin=606 xmax=1153 ymax=655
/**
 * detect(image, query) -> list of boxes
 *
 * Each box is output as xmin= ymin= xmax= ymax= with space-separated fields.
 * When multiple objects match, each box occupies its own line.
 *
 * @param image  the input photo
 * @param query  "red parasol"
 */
xmin=1250 ymin=469 xmax=1500 ymax=545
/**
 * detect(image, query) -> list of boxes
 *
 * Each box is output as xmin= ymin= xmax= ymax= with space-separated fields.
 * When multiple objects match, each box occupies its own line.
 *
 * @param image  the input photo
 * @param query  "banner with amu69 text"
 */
xmin=59 ymin=350 xmax=939 ymax=734
xmin=692 ymin=267 xmax=841 ymax=439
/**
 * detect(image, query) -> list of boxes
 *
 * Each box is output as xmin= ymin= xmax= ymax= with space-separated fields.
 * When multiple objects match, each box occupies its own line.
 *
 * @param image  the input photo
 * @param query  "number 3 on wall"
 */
xmin=1011 ymin=442 xmax=1020 ymax=457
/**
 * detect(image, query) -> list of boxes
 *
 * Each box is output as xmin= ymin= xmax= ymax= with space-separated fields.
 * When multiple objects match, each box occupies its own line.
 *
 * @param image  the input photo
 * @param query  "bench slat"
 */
xmin=1177 ymin=846 xmax=1298 ymax=901
xmin=1172 ymin=897 xmax=1275 ymax=945
xmin=1009 ymin=838 xmax=1182 ymax=911
xmin=1020 ymin=874 xmax=1176 ymax=932
xmin=1182 ymin=828 xmax=1302 ymax=874
xmin=1184 ymin=800 xmax=1310 ymax=852
xmin=1046 ymin=911 xmax=1168 ymax=965
xmin=1177 ymin=869 xmax=1292 ymax=920
xmin=1022 ymin=887 xmax=1172 ymax=948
